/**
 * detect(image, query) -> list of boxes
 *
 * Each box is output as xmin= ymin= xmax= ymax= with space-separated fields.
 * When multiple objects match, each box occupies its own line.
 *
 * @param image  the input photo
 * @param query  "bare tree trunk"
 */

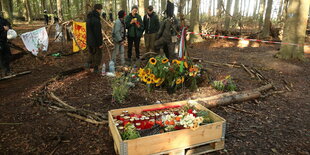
xmin=56 ymin=0 xmax=63 ymax=22
xmin=217 ymin=0 xmax=223 ymax=17
xmin=277 ymin=0 xmax=284 ymax=20
xmin=49 ymin=0 xmax=54 ymax=13
xmin=224 ymin=0 xmax=232 ymax=31
xmin=121 ymin=0 xmax=127 ymax=13
xmin=178 ymin=0 xmax=186 ymax=26
xmin=260 ymin=0 xmax=273 ymax=38
xmin=234 ymin=0 xmax=240 ymax=16
xmin=189 ymin=0 xmax=201 ymax=43
xmin=1 ymin=0 xmax=13 ymax=22
xmin=161 ymin=0 xmax=166 ymax=14
xmin=16 ymin=0 xmax=24 ymax=18
xmin=67 ymin=0 xmax=71 ymax=19
xmin=139 ymin=0 xmax=145 ymax=16
xmin=41 ymin=0 xmax=47 ymax=10
xmin=144 ymin=0 xmax=149 ymax=10
xmin=24 ymin=0 xmax=32 ymax=23
xmin=258 ymin=0 xmax=266 ymax=30
xmin=278 ymin=0 xmax=310 ymax=60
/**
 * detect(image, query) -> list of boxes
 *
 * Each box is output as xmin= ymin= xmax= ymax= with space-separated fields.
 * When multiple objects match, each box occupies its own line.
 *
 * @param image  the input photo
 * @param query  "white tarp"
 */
xmin=20 ymin=27 xmax=48 ymax=56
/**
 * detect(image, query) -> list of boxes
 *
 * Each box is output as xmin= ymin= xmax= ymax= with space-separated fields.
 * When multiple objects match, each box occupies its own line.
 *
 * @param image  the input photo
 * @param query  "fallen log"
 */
xmin=193 ymin=84 xmax=273 ymax=108
xmin=0 ymin=71 xmax=31 ymax=81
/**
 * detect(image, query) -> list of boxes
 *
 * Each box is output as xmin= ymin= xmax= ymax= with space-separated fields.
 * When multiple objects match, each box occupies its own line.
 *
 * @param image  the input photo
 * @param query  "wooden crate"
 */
xmin=108 ymin=101 xmax=226 ymax=155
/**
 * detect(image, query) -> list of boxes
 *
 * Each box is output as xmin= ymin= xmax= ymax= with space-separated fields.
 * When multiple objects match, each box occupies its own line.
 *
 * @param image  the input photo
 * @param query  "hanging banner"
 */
xmin=20 ymin=27 xmax=48 ymax=56
xmin=73 ymin=21 xmax=87 ymax=52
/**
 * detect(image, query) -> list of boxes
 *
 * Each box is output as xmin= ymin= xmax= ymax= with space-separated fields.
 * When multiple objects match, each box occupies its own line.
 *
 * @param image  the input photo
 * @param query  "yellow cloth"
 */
xmin=72 ymin=21 xmax=87 ymax=52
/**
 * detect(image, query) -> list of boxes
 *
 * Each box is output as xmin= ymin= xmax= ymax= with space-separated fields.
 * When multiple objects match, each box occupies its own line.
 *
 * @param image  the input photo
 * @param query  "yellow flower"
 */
xmin=162 ymin=58 xmax=169 ymax=64
xmin=149 ymin=58 xmax=157 ymax=65
xmin=153 ymin=77 xmax=161 ymax=83
xmin=138 ymin=68 xmax=144 ymax=74
xmin=150 ymin=74 xmax=155 ymax=79
xmin=145 ymin=68 xmax=151 ymax=74
xmin=181 ymin=77 xmax=185 ymax=83
xmin=146 ymin=77 xmax=152 ymax=84
xmin=176 ymin=78 xmax=182 ymax=85
xmin=184 ymin=61 xmax=188 ymax=68
xmin=172 ymin=59 xmax=178 ymax=64
xmin=156 ymin=78 xmax=165 ymax=87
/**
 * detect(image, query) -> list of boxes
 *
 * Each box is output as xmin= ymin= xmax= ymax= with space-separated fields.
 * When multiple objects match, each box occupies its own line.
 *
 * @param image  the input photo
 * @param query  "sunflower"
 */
xmin=162 ymin=58 xmax=169 ymax=64
xmin=142 ymin=75 xmax=148 ymax=82
xmin=146 ymin=77 xmax=152 ymax=84
xmin=176 ymin=78 xmax=182 ymax=85
xmin=150 ymin=74 xmax=155 ymax=79
xmin=181 ymin=76 xmax=185 ymax=83
xmin=184 ymin=61 xmax=189 ymax=68
xmin=156 ymin=78 xmax=165 ymax=87
xmin=172 ymin=59 xmax=178 ymax=64
xmin=153 ymin=77 xmax=161 ymax=83
xmin=149 ymin=57 xmax=157 ymax=65
xmin=145 ymin=68 xmax=151 ymax=74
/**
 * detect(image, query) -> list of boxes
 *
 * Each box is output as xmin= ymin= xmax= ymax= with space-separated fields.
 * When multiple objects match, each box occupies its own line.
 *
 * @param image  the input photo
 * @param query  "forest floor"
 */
xmin=0 ymin=22 xmax=309 ymax=154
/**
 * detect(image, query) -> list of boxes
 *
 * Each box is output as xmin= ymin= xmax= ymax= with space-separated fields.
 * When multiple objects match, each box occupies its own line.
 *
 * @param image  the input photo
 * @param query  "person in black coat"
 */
xmin=43 ymin=10 xmax=49 ymax=25
xmin=0 ymin=16 xmax=12 ymax=76
xmin=86 ymin=4 xmax=104 ymax=73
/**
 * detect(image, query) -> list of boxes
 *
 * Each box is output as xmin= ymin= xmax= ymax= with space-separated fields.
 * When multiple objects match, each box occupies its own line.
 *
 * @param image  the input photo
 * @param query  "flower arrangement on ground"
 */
xmin=137 ymin=56 xmax=202 ymax=93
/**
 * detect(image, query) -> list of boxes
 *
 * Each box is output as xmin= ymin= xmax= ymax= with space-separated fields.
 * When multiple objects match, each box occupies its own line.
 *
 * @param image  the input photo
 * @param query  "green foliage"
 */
xmin=112 ymin=75 xmax=130 ymax=103
xmin=121 ymin=123 xmax=141 ymax=140
xmin=212 ymin=75 xmax=237 ymax=92
xmin=196 ymin=110 xmax=214 ymax=124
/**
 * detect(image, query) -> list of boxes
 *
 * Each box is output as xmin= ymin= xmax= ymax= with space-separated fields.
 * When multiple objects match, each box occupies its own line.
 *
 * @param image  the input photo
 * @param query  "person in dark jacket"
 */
xmin=43 ymin=10 xmax=49 ymax=25
xmin=154 ymin=1 xmax=179 ymax=59
xmin=109 ymin=9 xmax=114 ymax=22
xmin=125 ymin=5 xmax=144 ymax=61
xmin=0 ymin=16 xmax=12 ymax=76
xmin=53 ymin=10 xmax=59 ymax=24
xmin=143 ymin=6 xmax=160 ymax=53
xmin=86 ymin=4 xmax=104 ymax=73
xmin=112 ymin=10 xmax=126 ymax=66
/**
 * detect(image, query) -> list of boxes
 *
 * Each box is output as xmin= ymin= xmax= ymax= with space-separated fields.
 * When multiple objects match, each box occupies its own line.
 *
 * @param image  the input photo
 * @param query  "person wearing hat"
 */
xmin=112 ymin=10 xmax=126 ymax=66
xmin=154 ymin=0 xmax=179 ymax=59
xmin=43 ymin=10 xmax=49 ymax=25
xmin=143 ymin=6 xmax=160 ymax=54
xmin=86 ymin=4 xmax=104 ymax=73
xmin=0 ymin=15 xmax=12 ymax=76
xmin=125 ymin=5 xmax=144 ymax=62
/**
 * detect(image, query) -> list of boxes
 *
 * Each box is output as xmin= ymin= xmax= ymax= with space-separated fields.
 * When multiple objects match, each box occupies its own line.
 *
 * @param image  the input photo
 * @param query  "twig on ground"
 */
xmin=226 ymin=105 xmax=259 ymax=115
xmin=66 ymin=113 xmax=107 ymax=125
xmin=241 ymin=64 xmax=255 ymax=78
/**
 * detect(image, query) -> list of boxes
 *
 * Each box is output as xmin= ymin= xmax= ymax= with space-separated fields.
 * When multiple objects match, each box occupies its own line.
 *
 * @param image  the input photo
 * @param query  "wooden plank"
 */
xmin=108 ymin=111 xmax=122 ymax=154
xmin=126 ymin=121 xmax=223 ymax=155
xmin=186 ymin=140 xmax=224 ymax=155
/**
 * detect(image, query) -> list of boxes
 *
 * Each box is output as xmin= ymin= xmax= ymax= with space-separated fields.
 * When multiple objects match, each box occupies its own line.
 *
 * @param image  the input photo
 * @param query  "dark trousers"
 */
xmin=127 ymin=37 xmax=141 ymax=59
xmin=0 ymin=43 xmax=11 ymax=74
xmin=87 ymin=46 xmax=102 ymax=69
xmin=155 ymin=38 xmax=176 ymax=59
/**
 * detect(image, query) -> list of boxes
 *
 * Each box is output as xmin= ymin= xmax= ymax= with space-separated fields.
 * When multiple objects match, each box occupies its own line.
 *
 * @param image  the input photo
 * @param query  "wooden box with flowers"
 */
xmin=108 ymin=100 xmax=226 ymax=155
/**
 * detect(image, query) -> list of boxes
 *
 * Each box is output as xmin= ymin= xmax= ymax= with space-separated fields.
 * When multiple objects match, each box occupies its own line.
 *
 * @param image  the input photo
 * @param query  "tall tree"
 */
xmin=1 ymin=0 xmax=13 ymax=21
xmin=121 ymin=0 xmax=127 ymax=13
xmin=189 ymin=0 xmax=201 ymax=43
xmin=224 ymin=0 xmax=232 ymax=31
xmin=161 ymin=0 xmax=166 ymax=14
xmin=41 ymin=0 xmax=47 ymax=10
xmin=16 ymin=0 xmax=24 ymax=18
xmin=233 ymin=0 xmax=240 ymax=16
xmin=178 ymin=0 xmax=186 ymax=26
xmin=258 ymin=0 xmax=266 ymax=29
xmin=144 ymin=0 xmax=149 ymax=9
xmin=56 ymin=0 xmax=63 ymax=22
xmin=217 ymin=0 xmax=223 ymax=17
xmin=277 ymin=0 xmax=310 ymax=60
xmin=49 ymin=0 xmax=54 ymax=13
xmin=24 ymin=0 xmax=32 ymax=22
xmin=139 ymin=0 xmax=145 ymax=16
xmin=260 ymin=0 xmax=273 ymax=38
xmin=277 ymin=0 xmax=284 ymax=20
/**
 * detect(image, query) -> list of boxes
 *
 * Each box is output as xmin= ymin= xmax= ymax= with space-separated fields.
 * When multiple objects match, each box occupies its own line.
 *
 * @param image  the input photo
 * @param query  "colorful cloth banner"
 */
xmin=73 ymin=21 xmax=87 ymax=52
xmin=20 ymin=27 xmax=48 ymax=56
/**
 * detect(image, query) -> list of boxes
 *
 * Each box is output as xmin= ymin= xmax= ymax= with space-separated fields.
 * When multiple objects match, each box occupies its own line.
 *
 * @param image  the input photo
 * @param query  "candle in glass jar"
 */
xmin=123 ymin=116 xmax=130 ymax=126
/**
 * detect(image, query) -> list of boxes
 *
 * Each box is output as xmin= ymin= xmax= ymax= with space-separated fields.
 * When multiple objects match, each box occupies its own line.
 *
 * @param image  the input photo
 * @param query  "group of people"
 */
xmin=86 ymin=1 xmax=179 ymax=73
xmin=43 ymin=10 xmax=59 ymax=25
